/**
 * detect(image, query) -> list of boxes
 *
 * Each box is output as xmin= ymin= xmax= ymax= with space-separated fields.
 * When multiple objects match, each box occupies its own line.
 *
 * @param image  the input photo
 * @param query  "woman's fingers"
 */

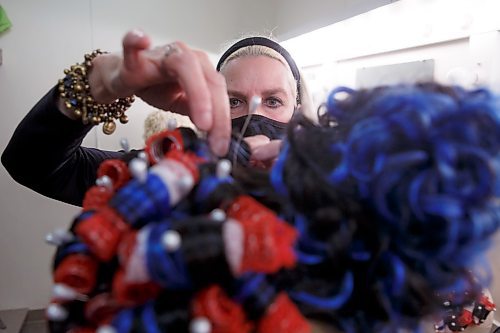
xmin=122 ymin=29 xmax=151 ymax=71
xmin=160 ymin=46 xmax=230 ymax=156
xmin=244 ymin=135 xmax=271 ymax=151
xmin=250 ymin=140 xmax=282 ymax=170
xmin=161 ymin=42 xmax=213 ymax=131
xmin=98 ymin=30 xmax=152 ymax=99
xmin=120 ymin=31 xmax=232 ymax=156
xmin=206 ymin=75 xmax=230 ymax=156
xmin=248 ymin=138 xmax=282 ymax=162
xmin=244 ymin=137 xmax=281 ymax=170
xmin=193 ymin=51 xmax=231 ymax=156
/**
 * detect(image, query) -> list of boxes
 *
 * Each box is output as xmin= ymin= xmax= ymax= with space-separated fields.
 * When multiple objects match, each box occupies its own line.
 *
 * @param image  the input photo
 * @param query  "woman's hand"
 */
xmin=244 ymin=135 xmax=282 ymax=169
xmin=87 ymin=30 xmax=230 ymax=156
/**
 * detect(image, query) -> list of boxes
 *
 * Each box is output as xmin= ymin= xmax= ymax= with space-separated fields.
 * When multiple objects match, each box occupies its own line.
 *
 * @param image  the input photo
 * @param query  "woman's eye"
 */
xmin=265 ymin=97 xmax=283 ymax=108
xmin=229 ymin=98 xmax=242 ymax=108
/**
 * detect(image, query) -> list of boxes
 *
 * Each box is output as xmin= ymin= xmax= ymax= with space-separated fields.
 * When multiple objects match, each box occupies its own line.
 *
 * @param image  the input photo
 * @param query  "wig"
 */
xmin=46 ymin=83 xmax=499 ymax=333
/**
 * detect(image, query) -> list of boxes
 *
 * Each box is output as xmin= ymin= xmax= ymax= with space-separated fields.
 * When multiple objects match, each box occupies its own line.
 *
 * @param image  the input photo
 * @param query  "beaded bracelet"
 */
xmin=58 ymin=50 xmax=135 ymax=134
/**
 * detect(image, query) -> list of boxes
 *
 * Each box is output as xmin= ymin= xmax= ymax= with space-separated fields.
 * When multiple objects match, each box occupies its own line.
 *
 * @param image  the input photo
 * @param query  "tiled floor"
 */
xmin=0 ymin=309 xmax=48 ymax=333
xmin=0 ymin=309 xmax=28 ymax=333
xmin=488 ymin=233 xmax=500 ymax=323
xmin=20 ymin=310 xmax=46 ymax=333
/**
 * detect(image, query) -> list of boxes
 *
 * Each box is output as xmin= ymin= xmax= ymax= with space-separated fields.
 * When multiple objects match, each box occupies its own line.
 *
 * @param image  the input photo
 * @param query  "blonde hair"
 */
xmin=143 ymin=110 xmax=196 ymax=142
xmin=218 ymin=41 xmax=315 ymax=121
xmin=219 ymin=44 xmax=297 ymax=101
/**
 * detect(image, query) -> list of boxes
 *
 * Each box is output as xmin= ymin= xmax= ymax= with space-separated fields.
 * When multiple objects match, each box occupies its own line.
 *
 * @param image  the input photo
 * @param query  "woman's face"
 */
xmin=221 ymin=55 xmax=296 ymax=122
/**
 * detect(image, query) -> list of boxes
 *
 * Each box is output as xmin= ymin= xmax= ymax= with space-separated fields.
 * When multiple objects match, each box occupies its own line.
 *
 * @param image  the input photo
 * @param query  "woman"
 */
xmin=1 ymin=30 xmax=311 ymax=206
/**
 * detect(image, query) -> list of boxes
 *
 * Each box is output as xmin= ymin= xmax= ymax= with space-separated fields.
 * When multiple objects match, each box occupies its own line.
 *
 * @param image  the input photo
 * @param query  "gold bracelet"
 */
xmin=58 ymin=50 xmax=135 ymax=135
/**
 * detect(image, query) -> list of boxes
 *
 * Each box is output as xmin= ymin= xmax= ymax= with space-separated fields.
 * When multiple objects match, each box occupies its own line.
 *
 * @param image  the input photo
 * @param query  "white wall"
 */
xmin=300 ymin=35 xmax=500 ymax=108
xmin=0 ymin=0 xmax=92 ymax=311
xmin=274 ymin=0 xmax=392 ymax=40
xmin=283 ymin=0 xmax=500 ymax=107
xmin=0 ymin=0 xmax=276 ymax=310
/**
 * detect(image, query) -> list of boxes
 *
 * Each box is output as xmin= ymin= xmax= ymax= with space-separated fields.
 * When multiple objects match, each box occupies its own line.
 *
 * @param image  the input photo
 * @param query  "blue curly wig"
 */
xmin=48 ymin=83 xmax=499 ymax=333
xmin=272 ymin=83 xmax=500 ymax=331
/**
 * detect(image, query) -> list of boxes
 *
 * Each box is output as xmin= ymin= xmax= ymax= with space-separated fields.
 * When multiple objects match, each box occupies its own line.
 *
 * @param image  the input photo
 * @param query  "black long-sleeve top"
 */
xmin=2 ymin=87 xmax=126 ymax=206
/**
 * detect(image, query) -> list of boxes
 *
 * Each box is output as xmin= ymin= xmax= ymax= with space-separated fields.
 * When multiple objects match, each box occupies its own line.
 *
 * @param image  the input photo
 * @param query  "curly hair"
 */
xmin=273 ymin=83 xmax=499 ymax=330
xmin=47 ymin=83 xmax=499 ymax=333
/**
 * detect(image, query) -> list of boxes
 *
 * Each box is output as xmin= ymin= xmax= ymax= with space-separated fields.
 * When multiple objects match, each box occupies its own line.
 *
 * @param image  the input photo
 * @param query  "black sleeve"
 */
xmin=2 ymin=86 xmax=126 ymax=206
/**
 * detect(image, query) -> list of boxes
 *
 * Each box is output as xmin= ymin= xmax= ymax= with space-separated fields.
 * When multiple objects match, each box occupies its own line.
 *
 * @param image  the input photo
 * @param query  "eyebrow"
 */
xmin=227 ymin=88 xmax=289 ymax=98
xmin=227 ymin=90 xmax=246 ymax=99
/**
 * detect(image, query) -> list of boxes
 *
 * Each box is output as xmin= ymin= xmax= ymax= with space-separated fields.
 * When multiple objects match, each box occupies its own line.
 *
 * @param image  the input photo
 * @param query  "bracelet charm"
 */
xmin=58 ymin=50 xmax=134 ymax=135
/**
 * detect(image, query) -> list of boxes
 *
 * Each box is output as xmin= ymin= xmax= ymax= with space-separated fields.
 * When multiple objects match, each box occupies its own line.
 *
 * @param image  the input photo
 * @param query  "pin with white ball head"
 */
xmin=45 ymin=228 xmax=74 ymax=246
xmin=177 ymin=175 xmax=194 ymax=191
xmin=137 ymin=151 xmax=149 ymax=163
xmin=167 ymin=118 xmax=177 ymax=131
xmin=210 ymin=208 xmax=226 ymax=222
xmin=96 ymin=175 xmax=113 ymax=190
xmin=120 ymin=138 xmax=130 ymax=153
xmin=129 ymin=158 xmax=148 ymax=183
xmin=162 ymin=230 xmax=182 ymax=252
xmin=46 ymin=303 xmax=69 ymax=322
xmin=233 ymin=95 xmax=261 ymax=165
xmin=216 ymin=159 xmax=231 ymax=178
xmin=52 ymin=283 xmax=88 ymax=301
xmin=96 ymin=325 xmax=117 ymax=333
xmin=189 ymin=317 xmax=212 ymax=333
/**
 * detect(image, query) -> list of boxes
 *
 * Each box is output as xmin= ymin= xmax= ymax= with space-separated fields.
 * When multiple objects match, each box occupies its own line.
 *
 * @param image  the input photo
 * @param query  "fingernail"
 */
xmin=210 ymin=137 xmax=229 ymax=156
xmin=131 ymin=29 xmax=145 ymax=38
xmin=195 ymin=106 xmax=212 ymax=131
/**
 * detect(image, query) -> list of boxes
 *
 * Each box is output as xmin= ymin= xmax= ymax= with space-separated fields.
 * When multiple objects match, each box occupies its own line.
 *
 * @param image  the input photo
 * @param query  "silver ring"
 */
xmin=163 ymin=43 xmax=179 ymax=57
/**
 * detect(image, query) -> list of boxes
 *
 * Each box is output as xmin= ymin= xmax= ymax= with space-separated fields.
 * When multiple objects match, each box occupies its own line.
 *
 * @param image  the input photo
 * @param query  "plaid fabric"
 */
xmin=110 ymin=173 xmax=171 ymax=227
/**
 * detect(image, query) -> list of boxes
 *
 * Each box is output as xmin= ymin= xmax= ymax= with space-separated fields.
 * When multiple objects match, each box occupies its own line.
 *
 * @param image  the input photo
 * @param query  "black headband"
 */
xmin=216 ymin=36 xmax=301 ymax=104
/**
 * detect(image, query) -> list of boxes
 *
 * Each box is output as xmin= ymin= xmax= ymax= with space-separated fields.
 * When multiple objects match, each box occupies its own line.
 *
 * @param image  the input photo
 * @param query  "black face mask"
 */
xmin=231 ymin=114 xmax=287 ymax=140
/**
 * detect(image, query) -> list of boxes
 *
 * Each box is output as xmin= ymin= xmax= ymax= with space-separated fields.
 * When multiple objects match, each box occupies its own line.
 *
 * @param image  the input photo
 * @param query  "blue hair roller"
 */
xmin=141 ymin=301 xmax=162 ymax=333
xmin=111 ymin=308 xmax=134 ymax=333
xmin=194 ymin=175 xmax=233 ymax=203
xmin=146 ymin=222 xmax=191 ymax=289
xmin=56 ymin=242 xmax=90 ymax=259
